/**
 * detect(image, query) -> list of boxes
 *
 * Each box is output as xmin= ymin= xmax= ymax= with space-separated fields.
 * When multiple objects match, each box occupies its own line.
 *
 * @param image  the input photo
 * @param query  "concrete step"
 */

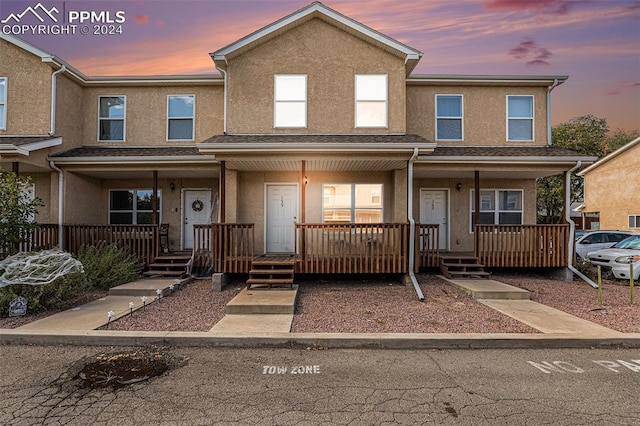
xmin=225 ymin=286 xmax=298 ymax=314
xmin=440 ymin=277 xmax=530 ymax=300
xmin=109 ymin=278 xmax=189 ymax=296
xmin=143 ymin=270 xmax=185 ymax=278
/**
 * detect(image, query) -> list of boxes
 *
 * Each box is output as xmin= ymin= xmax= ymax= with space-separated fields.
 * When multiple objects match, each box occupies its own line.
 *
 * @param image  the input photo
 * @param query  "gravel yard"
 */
xmin=1 ymin=272 xmax=638 ymax=333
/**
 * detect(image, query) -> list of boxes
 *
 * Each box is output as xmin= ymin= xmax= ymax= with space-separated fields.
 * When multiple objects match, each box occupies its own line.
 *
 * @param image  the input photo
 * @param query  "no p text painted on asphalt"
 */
xmin=528 ymin=359 xmax=640 ymax=374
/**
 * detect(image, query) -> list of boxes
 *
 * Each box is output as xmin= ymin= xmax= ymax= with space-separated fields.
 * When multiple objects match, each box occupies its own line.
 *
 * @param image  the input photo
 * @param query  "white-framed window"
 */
xmin=0 ymin=77 xmax=7 ymax=130
xmin=274 ymin=75 xmax=306 ymax=128
xmin=98 ymin=96 xmax=126 ymax=141
xmin=470 ymin=189 xmax=523 ymax=231
xmin=109 ymin=189 xmax=161 ymax=224
xmin=323 ymin=183 xmax=383 ymax=223
xmin=507 ymin=95 xmax=534 ymax=141
xmin=167 ymin=94 xmax=195 ymax=141
xmin=629 ymin=215 xmax=640 ymax=229
xmin=436 ymin=94 xmax=463 ymax=140
xmin=355 ymin=74 xmax=387 ymax=128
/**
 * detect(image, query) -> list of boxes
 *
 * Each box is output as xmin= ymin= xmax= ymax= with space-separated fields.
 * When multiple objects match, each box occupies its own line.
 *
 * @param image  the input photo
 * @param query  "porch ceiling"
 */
xmin=70 ymin=168 xmax=219 ymax=180
xmin=221 ymin=155 xmax=409 ymax=172
xmin=413 ymin=166 xmax=569 ymax=180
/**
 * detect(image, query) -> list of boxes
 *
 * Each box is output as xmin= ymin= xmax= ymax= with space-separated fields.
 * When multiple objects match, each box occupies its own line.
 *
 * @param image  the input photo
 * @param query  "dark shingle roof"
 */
xmin=200 ymin=134 xmax=431 ymax=145
xmin=50 ymin=146 xmax=203 ymax=158
xmin=428 ymin=146 xmax=587 ymax=157
xmin=0 ymin=136 xmax=58 ymax=147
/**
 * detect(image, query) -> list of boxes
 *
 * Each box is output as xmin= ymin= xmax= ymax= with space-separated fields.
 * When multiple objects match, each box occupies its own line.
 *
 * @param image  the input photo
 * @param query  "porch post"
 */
xmin=474 ymin=171 xmax=480 ymax=225
xmin=300 ymin=160 xmax=306 ymax=259
xmin=12 ymin=161 xmax=19 ymax=175
xmin=220 ymin=161 xmax=226 ymax=223
xmin=561 ymin=171 xmax=568 ymax=223
xmin=152 ymin=170 xmax=158 ymax=225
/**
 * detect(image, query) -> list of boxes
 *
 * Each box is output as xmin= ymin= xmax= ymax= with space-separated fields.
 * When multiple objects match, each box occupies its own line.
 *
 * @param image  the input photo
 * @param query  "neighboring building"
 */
xmin=578 ymin=137 xmax=640 ymax=232
xmin=0 ymin=2 xmax=595 ymax=287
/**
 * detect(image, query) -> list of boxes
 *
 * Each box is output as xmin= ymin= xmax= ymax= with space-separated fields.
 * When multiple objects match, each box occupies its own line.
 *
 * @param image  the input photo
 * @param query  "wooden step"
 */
xmin=149 ymin=262 xmax=188 ymax=269
xmin=249 ymin=268 xmax=295 ymax=275
xmin=143 ymin=270 xmax=185 ymax=277
xmin=246 ymin=278 xmax=294 ymax=285
xmin=442 ymin=262 xmax=485 ymax=269
xmin=446 ymin=270 xmax=491 ymax=277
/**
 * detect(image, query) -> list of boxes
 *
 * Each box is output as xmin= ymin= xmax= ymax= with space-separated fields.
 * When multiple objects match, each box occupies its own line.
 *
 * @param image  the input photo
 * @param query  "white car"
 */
xmin=575 ymin=230 xmax=633 ymax=259
xmin=588 ymin=235 xmax=640 ymax=280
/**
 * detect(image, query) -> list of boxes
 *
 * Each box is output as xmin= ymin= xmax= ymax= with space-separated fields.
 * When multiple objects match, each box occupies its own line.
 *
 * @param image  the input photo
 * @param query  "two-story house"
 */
xmin=0 ymin=2 xmax=595 ymax=295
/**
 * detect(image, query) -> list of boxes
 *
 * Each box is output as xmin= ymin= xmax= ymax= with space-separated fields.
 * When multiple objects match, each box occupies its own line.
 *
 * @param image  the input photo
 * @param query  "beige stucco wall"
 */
xmin=583 ymin=144 xmax=640 ymax=232
xmin=413 ymin=178 xmax=536 ymax=252
xmin=82 ymin=85 xmax=223 ymax=144
xmin=225 ymin=17 xmax=407 ymax=134
xmin=407 ymin=85 xmax=549 ymax=145
xmin=0 ymin=39 xmax=51 ymax=135
xmin=64 ymin=172 xmax=103 ymax=223
xmin=52 ymin=74 xmax=85 ymax=150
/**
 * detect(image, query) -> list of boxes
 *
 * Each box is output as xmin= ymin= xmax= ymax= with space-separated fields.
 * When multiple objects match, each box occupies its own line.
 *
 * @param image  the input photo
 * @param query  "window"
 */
xmin=630 ymin=215 xmax=640 ymax=229
xmin=436 ymin=95 xmax=463 ymax=140
xmin=0 ymin=77 xmax=6 ymax=130
xmin=323 ymin=184 xmax=383 ymax=223
xmin=98 ymin=96 xmax=125 ymax=141
xmin=109 ymin=189 xmax=161 ymax=224
xmin=168 ymin=95 xmax=195 ymax=140
xmin=355 ymin=74 xmax=387 ymax=128
xmin=507 ymin=95 xmax=534 ymax=141
xmin=471 ymin=189 xmax=523 ymax=231
xmin=274 ymin=75 xmax=306 ymax=128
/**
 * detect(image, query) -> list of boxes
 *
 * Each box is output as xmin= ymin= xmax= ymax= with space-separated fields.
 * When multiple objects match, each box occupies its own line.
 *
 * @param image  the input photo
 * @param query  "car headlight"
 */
xmin=614 ymin=255 xmax=640 ymax=264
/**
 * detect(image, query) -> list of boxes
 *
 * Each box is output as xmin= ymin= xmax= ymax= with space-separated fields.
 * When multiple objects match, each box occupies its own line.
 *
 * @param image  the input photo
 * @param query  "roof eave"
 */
xmin=417 ymin=155 xmax=597 ymax=165
xmin=48 ymin=155 xmax=218 ymax=165
xmin=577 ymin=136 xmax=640 ymax=176
xmin=197 ymin=142 xmax=436 ymax=154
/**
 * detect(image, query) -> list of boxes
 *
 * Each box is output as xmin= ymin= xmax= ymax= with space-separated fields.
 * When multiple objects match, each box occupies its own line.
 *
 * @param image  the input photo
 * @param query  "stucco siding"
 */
xmin=583 ymin=144 xmax=640 ymax=232
xmin=226 ymin=18 xmax=406 ymax=134
xmin=407 ymin=85 xmax=549 ymax=145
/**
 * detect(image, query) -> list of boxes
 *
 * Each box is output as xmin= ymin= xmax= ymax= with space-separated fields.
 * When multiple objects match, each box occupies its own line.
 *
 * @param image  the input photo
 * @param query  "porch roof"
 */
xmin=419 ymin=146 xmax=597 ymax=162
xmin=0 ymin=136 xmax=62 ymax=156
xmin=49 ymin=146 xmax=216 ymax=164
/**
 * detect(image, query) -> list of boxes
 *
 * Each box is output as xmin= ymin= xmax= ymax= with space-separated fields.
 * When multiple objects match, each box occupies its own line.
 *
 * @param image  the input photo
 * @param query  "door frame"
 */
xmin=264 ymin=182 xmax=300 ymax=254
xmin=181 ymin=188 xmax=212 ymax=251
xmin=419 ymin=188 xmax=450 ymax=252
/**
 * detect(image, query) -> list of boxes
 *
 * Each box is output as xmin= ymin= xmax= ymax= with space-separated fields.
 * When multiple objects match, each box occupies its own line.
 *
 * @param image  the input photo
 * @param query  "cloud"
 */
xmin=607 ymin=81 xmax=640 ymax=96
xmin=508 ymin=38 xmax=553 ymax=66
xmin=484 ymin=0 xmax=575 ymax=15
xmin=134 ymin=15 xmax=149 ymax=24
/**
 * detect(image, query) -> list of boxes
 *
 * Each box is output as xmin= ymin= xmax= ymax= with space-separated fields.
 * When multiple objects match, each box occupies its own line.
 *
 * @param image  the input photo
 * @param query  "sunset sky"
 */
xmin=2 ymin=0 xmax=638 ymax=131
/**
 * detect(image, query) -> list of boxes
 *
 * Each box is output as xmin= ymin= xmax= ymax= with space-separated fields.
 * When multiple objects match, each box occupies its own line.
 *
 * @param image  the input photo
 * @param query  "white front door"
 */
xmin=183 ymin=189 xmax=212 ymax=250
xmin=266 ymin=184 xmax=298 ymax=253
xmin=420 ymin=189 xmax=448 ymax=250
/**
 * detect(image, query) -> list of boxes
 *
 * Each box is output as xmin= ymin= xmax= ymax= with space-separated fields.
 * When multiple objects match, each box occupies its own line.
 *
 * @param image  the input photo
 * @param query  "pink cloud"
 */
xmin=607 ymin=81 xmax=640 ymax=96
xmin=484 ymin=0 xmax=575 ymax=15
xmin=134 ymin=15 xmax=149 ymax=24
xmin=508 ymin=38 xmax=553 ymax=66
xmin=156 ymin=19 xmax=165 ymax=27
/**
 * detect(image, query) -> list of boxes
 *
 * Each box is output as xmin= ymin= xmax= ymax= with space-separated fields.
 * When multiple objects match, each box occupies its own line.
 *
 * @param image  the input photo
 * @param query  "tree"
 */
xmin=537 ymin=115 xmax=638 ymax=223
xmin=0 ymin=171 xmax=43 ymax=257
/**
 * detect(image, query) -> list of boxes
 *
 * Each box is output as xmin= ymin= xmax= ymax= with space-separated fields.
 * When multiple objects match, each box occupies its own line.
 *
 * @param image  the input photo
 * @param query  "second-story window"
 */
xmin=274 ymin=75 xmax=306 ymax=128
xmin=355 ymin=74 xmax=387 ymax=128
xmin=168 ymin=95 xmax=195 ymax=141
xmin=436 ymin=95 xmax=463 ymax=140
xmin=507 ymin=95 xmax=534 ymax=141
xmin=98 ymin=96 xmax=126 ymax=141
xmin=0 ymin=77 xmax=7 ymax=130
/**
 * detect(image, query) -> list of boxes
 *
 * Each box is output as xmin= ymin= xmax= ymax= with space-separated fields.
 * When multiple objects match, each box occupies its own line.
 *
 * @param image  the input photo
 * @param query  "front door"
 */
xmin=420 ymin=189 xmax=448 ymax=250
xmin=183 ymin=189 xmax=212 ymax=250
xmin=266 ymin=184 xmax=298 ymax=253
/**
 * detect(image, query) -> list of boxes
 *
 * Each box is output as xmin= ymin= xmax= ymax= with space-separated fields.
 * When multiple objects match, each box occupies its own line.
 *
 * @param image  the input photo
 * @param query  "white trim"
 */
xmin=264 ymin=182 xmax=299 ymax=254
xmin=578 ymin=137 xmax=640 ymax=176
xmin=198 ymin=142 xmax=435 ymax=154
xmin=435 ymin=94 xmax=463 ymax=141
xmin=629 ymin=214 xmax=640 ymax=229
xmin=469 ymin=189 xmax=524 ymax=233
xmin=98 ymin=95 xmax=126 ymax=142
xmin=506 ymin=95 xmax=534 ymax=142
xmin=274 ymin=75 xmax=307 ymax=129
xmin=355 ymin=74 xmax=388 ymax=128
xmin=167 ymin=94 xmax=196 ymax=142
xmin=419 ymin=188 xmax=450 ymax=251
xmin=46 ymin=155 xmax=215 ymax=165
xmin=0 ymin=77 xmax=6 ymax=130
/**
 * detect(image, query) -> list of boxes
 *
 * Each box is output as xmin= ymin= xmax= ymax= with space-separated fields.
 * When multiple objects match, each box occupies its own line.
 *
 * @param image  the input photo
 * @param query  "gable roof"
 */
xmin=211 ymin=1 xmax=423 ymax=75
xmin=577 ymin=136 xmax=640 ymax=176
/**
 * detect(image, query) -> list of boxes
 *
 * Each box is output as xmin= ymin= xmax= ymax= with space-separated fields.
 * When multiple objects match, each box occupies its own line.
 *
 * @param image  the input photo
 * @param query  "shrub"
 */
xmin=78 ymin=243 xmax=142 ymax=290
xmin=0 ymin=271 xmax=90 ymax=315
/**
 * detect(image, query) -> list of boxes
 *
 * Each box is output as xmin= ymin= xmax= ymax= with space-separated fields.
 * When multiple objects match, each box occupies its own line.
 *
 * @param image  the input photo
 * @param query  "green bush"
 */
xmin=78 ymin=243 xmax=142 ymax=290
xmin=0 ymin=271 xmax=90 ymax=315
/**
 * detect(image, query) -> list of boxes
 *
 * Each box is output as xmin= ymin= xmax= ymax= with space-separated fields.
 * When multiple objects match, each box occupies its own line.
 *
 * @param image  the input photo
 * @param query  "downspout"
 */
xmin=565 ymin=161 xmax=597 ymax=288
xmin=49 ymin=64 xmax=66 ymax=136
xmin=546 ymin=78 xmax=559 ymax=146
xmin=49 ymin=160 xmax=64 ymax=250
xmin=407 ymin=147 xmax=425 ymax=300
xmin=215 ymin=61 xmax=228 ymax=134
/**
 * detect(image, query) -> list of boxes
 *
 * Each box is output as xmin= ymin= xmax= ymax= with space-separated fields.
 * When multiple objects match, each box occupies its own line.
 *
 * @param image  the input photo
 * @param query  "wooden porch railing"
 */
xmin=296 ymin=223 xmax=409 ymax=273
xmin=193 ymin=224 xmax=254 ymax=273
xmin=415 ymin=223 xmax=440 ymax=270
xmin=63 ymin=224 xmax=159 ymax=266
xmin=0 ymin=224 xmax=59 ymax=258
xmin=474 ymin=224 xmax=569 ymax=267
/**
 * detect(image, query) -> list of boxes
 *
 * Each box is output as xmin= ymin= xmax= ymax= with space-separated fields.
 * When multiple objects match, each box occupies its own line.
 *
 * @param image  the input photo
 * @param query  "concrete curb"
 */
xmin=1 ymin=330 xmax=639 ymax=350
